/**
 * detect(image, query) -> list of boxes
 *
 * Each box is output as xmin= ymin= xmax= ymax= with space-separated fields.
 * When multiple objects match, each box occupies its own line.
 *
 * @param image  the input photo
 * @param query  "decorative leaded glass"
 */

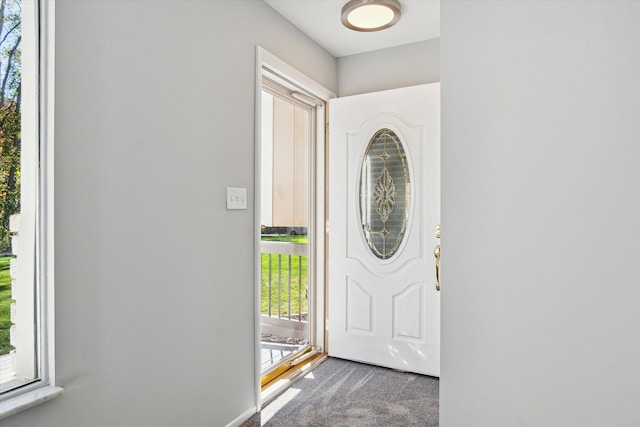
xmin=359 ymin=128 xmax=410 ymax=259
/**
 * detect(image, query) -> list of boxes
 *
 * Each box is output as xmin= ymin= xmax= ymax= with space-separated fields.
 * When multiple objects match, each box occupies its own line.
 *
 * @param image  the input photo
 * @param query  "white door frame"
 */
xmin=253 ymin=46 xmax=336 ymax=409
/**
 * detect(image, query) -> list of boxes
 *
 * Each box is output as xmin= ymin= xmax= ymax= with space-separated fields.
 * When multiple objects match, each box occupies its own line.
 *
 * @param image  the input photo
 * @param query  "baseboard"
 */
xmin=225 ymin=406 xmax=257 ymax=427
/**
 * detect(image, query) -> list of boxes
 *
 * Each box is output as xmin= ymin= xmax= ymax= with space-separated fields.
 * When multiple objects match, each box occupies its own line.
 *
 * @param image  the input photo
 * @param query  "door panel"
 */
xmin=328 ymin=84 xmax=440 ymax=376
xmin=393 ymin=282 xmax=424 ymax=342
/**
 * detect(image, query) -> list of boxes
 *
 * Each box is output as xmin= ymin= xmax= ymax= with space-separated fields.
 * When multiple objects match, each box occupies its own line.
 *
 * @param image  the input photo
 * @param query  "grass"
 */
xmin=261 ymin=235 xmax=308 ymax=317
xmin=0 ymin=255 xmax=14 ymax=355
xmin=261 ymin=234 xmax=308 ymax=244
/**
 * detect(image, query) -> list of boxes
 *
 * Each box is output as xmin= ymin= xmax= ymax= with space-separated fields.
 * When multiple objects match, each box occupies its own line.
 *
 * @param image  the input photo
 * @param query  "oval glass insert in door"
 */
xmin=359 ymin=128 xmax=411 ymax=259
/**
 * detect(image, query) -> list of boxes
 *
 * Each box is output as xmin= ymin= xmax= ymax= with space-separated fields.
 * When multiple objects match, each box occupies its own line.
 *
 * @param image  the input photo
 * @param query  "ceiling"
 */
xmin=264 ymin=0 xmax=440 ymax=58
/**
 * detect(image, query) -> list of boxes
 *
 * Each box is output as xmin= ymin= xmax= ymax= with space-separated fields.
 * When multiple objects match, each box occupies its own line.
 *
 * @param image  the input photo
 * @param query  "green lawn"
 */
xmin=0 ymin=255 xmax=14 ymax=355
xmin=261 ymin=235 xmax=308 ymax=318
xmin=261 ymin=234 xmax=308 ymax=244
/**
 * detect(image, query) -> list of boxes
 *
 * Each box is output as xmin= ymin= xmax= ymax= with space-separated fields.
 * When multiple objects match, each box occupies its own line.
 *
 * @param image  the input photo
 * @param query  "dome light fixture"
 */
xmin=341 ymin=0 xmax=402 ymax=32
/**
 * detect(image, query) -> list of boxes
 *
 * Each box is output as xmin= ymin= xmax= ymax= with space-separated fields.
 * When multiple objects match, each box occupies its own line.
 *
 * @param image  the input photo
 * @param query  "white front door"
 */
xmin=328 ymin=84 xmax=440 ymax=376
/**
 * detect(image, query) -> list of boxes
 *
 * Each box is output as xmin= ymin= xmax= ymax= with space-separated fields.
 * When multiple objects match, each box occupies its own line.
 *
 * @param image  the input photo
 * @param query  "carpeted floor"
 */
xmin=242 ymin=357 xmax=439 ymax=426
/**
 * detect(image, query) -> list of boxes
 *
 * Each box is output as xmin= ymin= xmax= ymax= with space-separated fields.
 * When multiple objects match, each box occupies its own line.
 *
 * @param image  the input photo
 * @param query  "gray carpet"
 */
xmin=243 ymin=357 xmax=439 ymax=426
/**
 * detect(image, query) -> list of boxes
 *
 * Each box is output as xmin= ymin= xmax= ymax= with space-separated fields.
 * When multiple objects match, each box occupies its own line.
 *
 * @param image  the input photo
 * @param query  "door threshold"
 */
xmin=261 ymin=351 xmax=327 ymax=406
xmin=262 ymin=343 xmax=311 ymax=378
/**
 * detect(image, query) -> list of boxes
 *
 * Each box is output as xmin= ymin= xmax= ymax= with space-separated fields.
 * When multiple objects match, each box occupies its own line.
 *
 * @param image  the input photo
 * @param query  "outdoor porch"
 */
xmin=260 ymin=239 xmax=309 ymax=373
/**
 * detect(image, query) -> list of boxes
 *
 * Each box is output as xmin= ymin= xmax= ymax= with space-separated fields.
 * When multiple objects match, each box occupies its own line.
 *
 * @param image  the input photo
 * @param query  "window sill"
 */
xmin=0 ymin=385 xmax=63 ymax=419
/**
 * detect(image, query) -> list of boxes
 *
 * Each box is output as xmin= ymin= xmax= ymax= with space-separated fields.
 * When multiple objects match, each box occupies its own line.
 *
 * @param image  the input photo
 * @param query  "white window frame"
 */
xmin=0 ymin=0 xmax=60 ymax=418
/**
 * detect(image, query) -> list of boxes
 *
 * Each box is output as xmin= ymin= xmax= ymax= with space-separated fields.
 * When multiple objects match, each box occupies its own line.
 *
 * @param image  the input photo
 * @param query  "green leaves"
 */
xmin=0 ymin=0 xmax=20 ymax=250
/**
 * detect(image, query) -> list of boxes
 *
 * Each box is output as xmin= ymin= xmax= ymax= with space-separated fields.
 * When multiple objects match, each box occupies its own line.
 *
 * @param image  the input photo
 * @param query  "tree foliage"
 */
xmin=0 ymin=0 xmax=21 ymax=250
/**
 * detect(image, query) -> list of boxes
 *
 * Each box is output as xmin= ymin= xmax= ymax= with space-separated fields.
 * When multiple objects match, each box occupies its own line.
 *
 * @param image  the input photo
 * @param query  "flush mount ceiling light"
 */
xmin=341 ymin=0 xmax=401 ymax=32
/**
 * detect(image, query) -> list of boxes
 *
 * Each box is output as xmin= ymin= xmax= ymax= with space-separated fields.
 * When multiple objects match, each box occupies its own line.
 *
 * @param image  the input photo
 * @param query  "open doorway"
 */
xmin=259 ymin=80 xmax=313 ymax=372
xmin=254 ymin=47 xmax=336 ymax=405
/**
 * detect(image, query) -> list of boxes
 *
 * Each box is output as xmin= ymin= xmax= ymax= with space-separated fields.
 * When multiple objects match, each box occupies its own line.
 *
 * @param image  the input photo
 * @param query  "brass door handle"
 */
xmin=434 ymin=225 xmax=441 ymax=291
xmin=434 ymin=244 xmax=441 ymax=291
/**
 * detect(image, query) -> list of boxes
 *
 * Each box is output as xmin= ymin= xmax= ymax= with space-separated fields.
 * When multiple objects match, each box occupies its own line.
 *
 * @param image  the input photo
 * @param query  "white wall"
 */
xmin=441 ymin=1 xmax=640 ymax=426
xmin=3 ymin=1 xmax=336 ymax=426
xmin=338 ymin=39 xmax=440 ymax=96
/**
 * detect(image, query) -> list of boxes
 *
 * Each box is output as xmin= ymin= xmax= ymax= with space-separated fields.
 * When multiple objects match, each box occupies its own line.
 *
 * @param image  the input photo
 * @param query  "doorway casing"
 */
xmin=254 ymin=46 xmax=336 ymax=408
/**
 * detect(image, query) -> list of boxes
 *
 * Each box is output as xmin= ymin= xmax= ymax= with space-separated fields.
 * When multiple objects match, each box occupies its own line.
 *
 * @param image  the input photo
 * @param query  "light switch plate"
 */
xmin=226 ymin=187 xmax=248 ymax=210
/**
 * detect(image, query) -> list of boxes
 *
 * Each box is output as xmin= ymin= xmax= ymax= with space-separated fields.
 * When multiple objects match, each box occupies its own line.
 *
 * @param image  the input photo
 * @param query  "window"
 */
xmin=359 ymin=128 xmax=410 ymax=260
xmin=0 ymin=0 xmax=59 ymax=418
